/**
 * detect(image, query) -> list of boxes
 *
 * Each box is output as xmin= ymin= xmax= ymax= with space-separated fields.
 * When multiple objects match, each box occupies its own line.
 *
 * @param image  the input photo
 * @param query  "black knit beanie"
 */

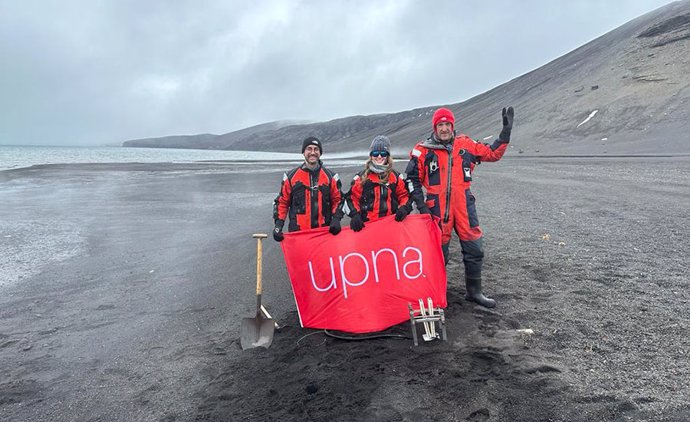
xmin=301 ymin=136 xmax=322 ymax=154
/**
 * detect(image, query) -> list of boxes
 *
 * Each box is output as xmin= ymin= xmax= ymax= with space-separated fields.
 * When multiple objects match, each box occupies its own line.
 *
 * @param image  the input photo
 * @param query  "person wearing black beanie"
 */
xmin=272 ymin=136 xmax=343 ymax=241
xmin=301 ymin=136 xmax=322 ymax=155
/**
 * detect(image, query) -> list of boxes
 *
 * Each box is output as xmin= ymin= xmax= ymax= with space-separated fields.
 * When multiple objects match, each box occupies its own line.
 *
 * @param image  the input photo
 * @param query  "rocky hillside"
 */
xmin=124 ymin=1 xmax=690 ymax=156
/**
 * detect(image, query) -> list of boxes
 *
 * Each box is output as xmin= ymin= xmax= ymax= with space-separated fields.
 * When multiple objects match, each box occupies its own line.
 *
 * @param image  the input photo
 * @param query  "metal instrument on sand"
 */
xmin=408 ymin=298 xmax=447 ymax=346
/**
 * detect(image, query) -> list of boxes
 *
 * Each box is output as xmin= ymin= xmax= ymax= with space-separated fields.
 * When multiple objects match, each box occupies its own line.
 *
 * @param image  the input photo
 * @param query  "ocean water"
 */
xmin=0 ymin=145 xmax=366 ymax=287
xmin=0 ymin=145 xmax=308 ymax=171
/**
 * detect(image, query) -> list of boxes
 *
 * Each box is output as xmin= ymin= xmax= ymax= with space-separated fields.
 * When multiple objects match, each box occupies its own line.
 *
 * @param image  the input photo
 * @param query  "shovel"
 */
xmin=240 ymin=233 xmax=275 ymax=350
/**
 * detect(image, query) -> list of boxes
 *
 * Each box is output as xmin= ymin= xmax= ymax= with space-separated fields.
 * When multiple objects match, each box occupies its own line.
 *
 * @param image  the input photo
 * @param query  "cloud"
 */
xmin=0 ymin=0 xmax=674 ymax=145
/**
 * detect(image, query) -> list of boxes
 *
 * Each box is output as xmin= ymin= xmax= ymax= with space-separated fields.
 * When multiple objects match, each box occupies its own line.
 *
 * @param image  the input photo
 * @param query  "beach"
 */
xmin=1 ymin=157 xmax=688 ymax=421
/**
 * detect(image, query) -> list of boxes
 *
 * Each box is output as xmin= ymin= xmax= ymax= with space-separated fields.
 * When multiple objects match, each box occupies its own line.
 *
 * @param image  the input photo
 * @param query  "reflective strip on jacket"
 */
xmin=273 ymin=164 xmax=342 ymax=232
xmin=346 ymin=169 xmax=411 ymax=222
xmin=405 ymin=134 xmax=508 ymax=242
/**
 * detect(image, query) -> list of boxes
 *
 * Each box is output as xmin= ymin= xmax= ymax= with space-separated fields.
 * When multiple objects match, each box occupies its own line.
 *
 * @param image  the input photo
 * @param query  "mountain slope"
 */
xmin=123 ymin=1 xmax=690 ymax=155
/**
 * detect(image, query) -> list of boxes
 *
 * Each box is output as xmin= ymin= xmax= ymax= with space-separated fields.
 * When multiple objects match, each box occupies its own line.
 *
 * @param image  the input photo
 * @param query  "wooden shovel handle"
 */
xmin=253 ymin=234 xmax=267 ymax=295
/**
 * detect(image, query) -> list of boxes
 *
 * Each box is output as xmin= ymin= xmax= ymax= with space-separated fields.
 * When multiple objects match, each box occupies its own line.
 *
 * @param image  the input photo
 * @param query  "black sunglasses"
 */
xmin=370 ymin=151 xmax=389 ymax=158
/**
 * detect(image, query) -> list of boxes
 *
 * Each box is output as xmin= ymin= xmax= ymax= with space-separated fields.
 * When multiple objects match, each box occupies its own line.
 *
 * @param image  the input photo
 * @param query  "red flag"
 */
xmin=280 ymin=214 xmax=446 ymax=333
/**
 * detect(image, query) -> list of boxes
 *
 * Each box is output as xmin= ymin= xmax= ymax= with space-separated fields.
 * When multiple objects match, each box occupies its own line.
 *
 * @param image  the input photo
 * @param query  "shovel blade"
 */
xmin=240 ymin=315 xmax=275 ymax=350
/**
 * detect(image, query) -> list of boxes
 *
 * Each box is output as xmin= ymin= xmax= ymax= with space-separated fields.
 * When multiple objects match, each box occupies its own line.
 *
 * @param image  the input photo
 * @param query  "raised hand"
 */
xmin=500 ymin=106 xmax=514 ymax=142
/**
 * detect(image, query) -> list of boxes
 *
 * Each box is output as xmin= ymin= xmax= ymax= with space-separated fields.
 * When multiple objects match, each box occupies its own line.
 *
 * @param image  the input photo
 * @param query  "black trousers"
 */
xmin=441 ymin=237 xmax=484 ymax=278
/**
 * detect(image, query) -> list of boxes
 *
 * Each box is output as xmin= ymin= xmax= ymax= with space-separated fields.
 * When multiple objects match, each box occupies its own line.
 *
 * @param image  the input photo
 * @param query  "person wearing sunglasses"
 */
xmin=273 ymin=136 xmax=343 ymax=241
xmin=405 ymin=107 xmax=514 ymax=308
xmin=343 ymin=135 xmax=413 ymax=232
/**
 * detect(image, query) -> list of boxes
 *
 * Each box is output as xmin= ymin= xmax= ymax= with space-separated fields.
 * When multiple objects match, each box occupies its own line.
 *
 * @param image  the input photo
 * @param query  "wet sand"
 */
xmin=1 ymin=157 xmax=689 ymax=421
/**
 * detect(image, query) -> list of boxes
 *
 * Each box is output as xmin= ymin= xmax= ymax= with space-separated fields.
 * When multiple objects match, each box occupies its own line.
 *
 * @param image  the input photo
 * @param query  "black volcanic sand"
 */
xmin=1 ymin=157 xmax=688 ymax=422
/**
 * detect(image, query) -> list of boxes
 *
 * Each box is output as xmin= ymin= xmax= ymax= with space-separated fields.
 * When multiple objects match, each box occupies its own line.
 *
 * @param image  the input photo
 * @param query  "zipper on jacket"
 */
xmin=379 ymin=182 xmax=388 ymax=216
xmin=310 ymin=169 xmax=319 ymax=228
xmin=444 ymin=150 xmax=453 ymax=224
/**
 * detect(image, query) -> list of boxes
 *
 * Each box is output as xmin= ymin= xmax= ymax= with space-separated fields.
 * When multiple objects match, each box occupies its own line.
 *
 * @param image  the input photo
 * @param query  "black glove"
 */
xmin=499 ymin=106 xmax=514 ymax=143
xmin=395 ymin=206 xmax=410 ymax=222
xmin=329 ymin=218 xmax=341 ymax=235
xmin=273 ymin=219 xmax=285 ymax=242
xmin=418 ymin=205 xmax=432 ymax=215
xmin=350 ymin=213 xmax=364 ymax=232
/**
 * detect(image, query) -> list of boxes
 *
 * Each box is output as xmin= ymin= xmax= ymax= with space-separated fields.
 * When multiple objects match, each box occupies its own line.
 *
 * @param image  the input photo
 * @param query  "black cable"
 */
xmin=323 ymin=329 xmax=410 ymax=341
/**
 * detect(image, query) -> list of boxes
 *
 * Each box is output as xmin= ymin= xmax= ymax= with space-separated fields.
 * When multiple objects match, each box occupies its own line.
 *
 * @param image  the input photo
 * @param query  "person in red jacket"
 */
xmin=405 ymin=106 xmax=514 ymax=308
xmin=344 ymin=135 xmax=412 ymax=231
xmin=273 ymin=136 xmax=343 ymax=241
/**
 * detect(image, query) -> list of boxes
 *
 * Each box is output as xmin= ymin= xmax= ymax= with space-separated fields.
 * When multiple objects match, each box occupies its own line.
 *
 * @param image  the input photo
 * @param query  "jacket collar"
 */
xmin=421 ymin=132 xmax=454 ymax=151
xmin=301 ymin=160 xmax=322 ymax=172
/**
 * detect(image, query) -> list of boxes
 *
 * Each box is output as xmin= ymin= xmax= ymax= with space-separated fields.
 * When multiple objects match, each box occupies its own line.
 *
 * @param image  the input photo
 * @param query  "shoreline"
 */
xmin=3 ymin=152 xmax=690 ymax=174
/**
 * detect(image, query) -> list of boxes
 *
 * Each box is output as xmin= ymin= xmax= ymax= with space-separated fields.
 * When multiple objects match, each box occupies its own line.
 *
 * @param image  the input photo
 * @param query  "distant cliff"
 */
xmin=124 ymin=1 xmax=690 ymax=156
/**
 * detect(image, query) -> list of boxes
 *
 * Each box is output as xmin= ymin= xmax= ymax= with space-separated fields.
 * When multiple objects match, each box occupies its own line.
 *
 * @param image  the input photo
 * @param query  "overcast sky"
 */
xmin=0 ymin=0 xmax=675 ymax=146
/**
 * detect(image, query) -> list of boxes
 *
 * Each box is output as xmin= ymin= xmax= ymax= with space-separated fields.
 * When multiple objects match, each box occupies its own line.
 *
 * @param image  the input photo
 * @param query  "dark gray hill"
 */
xmin=123 ymin=1 xmax=690 ymax=156
xmin=122 ymin=120 xmax=307 ymax=150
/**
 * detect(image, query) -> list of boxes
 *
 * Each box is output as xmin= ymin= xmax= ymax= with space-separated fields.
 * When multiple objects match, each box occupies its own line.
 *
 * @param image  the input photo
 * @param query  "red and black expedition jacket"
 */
xmin=405 ymin=134 xmax=508 ymax=242
xmin=273 ymin=163 xmax=342 ymax=232
xmin=345 ymin=169 xmax=411 ymax=222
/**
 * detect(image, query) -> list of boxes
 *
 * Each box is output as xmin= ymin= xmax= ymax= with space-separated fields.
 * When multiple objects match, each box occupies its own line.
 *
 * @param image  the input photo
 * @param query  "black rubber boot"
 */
xmin=465 ymin=276 xmax=496 ymax=308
